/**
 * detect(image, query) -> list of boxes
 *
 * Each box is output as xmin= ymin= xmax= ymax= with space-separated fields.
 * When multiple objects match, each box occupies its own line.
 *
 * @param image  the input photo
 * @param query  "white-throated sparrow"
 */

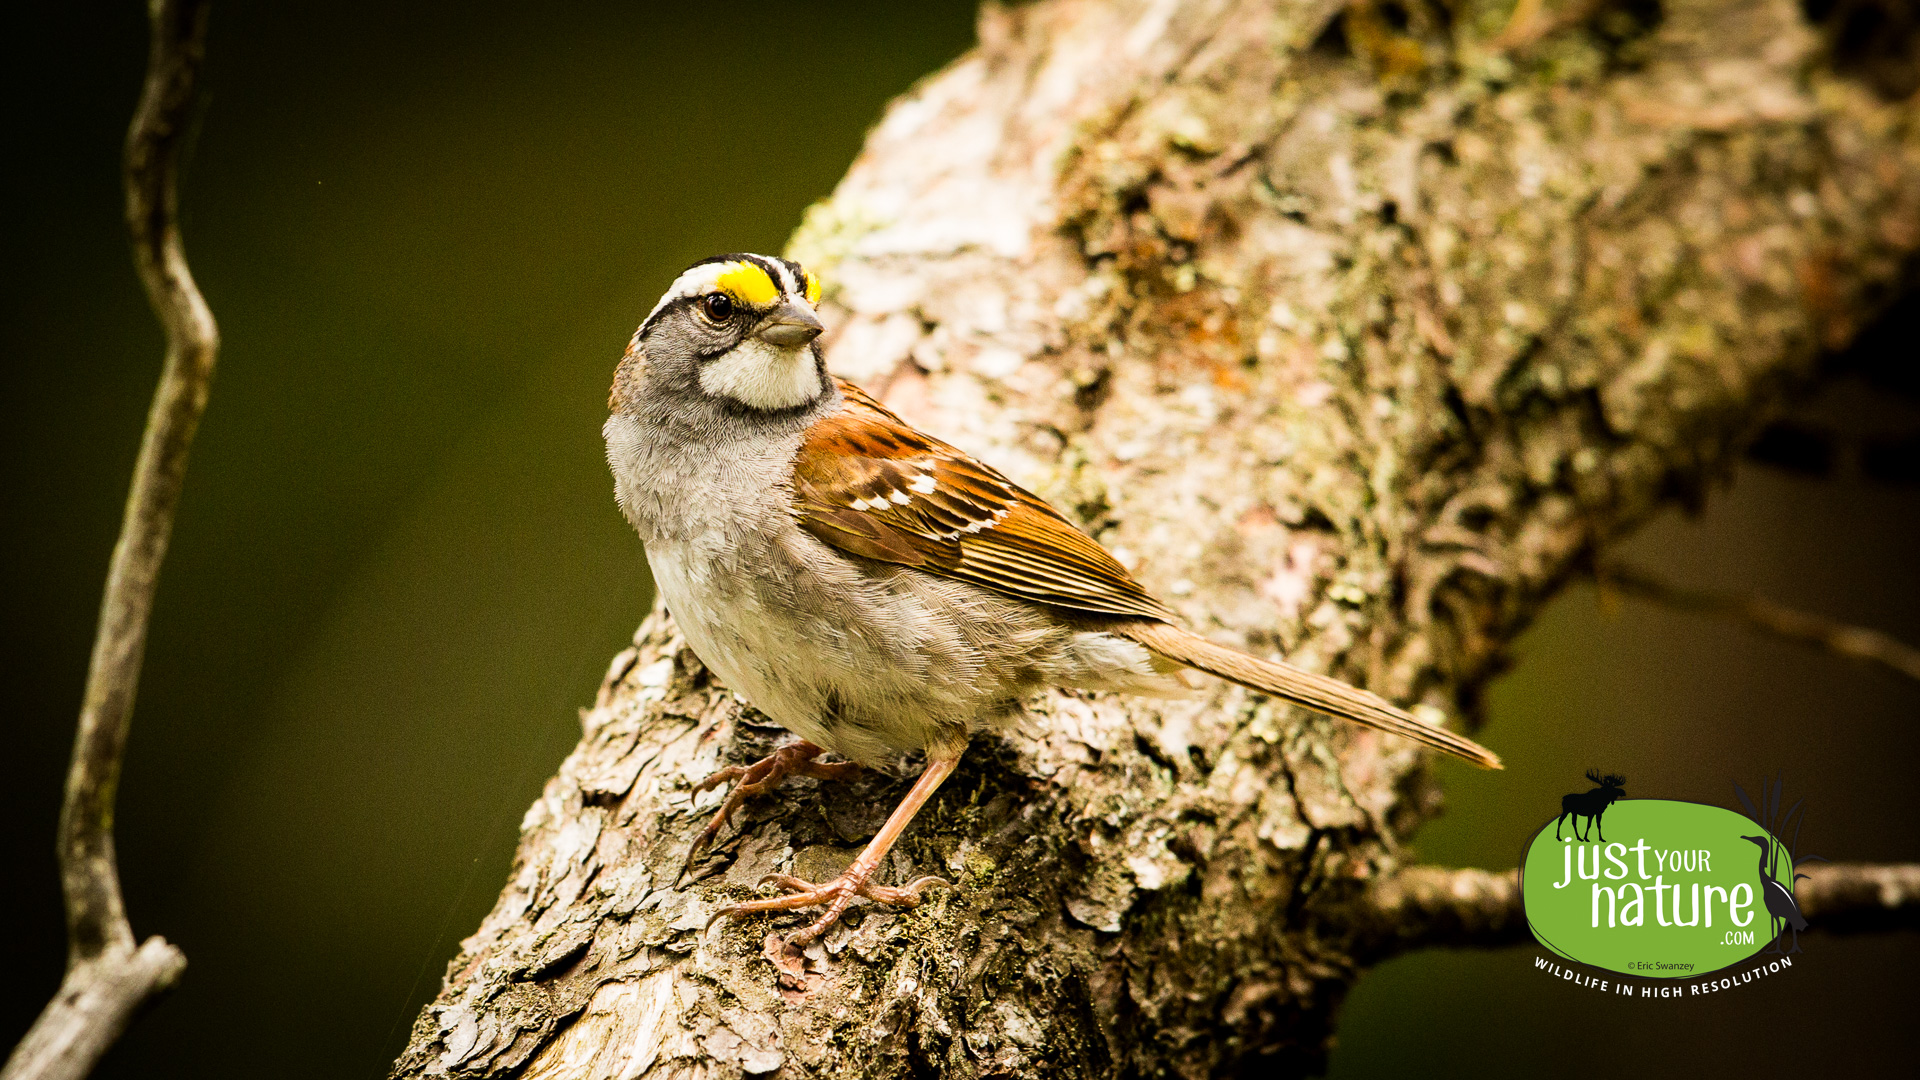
xmin=605 ymin=253 xmax=1500 ymax=946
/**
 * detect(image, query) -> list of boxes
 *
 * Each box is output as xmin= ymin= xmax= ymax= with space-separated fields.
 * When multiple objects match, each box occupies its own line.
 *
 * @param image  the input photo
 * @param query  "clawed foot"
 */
xmin=677 ymin=741 xmax=858 ymax=885
xmin=712 ymin=867 xmax=953 ymax=947
xmin=690 ymin=749 xmax=965 ymax=950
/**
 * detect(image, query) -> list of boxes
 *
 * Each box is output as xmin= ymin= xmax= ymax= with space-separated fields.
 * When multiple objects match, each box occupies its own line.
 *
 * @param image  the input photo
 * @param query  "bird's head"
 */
xmin=610 ymin=253 xmax=828 ymax=420
xmin=1740 ymin=835 xmax=1769 ymax=849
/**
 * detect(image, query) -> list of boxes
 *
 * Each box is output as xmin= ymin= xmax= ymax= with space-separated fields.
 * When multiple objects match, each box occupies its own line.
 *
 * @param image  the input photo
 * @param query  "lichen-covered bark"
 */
xmin=393 ymin=2 xmax=1920 ymax=1076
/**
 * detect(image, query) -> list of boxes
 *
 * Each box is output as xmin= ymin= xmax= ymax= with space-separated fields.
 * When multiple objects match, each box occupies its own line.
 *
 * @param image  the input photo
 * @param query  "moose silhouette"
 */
xmin=1555 ymin=769 xmax=1626 ymax=842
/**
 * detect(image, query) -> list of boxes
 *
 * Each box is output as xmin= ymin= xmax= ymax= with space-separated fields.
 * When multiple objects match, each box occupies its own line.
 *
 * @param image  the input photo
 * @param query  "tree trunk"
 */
xmin=392 ymin=1 xmax=1919 ymax=1076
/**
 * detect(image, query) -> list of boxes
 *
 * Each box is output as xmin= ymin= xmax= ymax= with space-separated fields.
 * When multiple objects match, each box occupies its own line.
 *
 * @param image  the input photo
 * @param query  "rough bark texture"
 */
xmin=394 ymin=1 xmax=1920 ymax=1076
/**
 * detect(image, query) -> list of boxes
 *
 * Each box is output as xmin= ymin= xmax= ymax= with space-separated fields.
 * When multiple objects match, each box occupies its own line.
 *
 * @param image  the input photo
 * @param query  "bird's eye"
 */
xmin=700 ymin=293 xmax=734 ymax=322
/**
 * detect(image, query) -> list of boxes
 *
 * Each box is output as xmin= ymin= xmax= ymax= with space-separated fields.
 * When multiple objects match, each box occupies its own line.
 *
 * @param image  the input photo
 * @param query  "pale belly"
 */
xmin=644 ymin=534 xmax=988 ymax=765
xmin=643 ymin=530 xmax=1183 ymax=766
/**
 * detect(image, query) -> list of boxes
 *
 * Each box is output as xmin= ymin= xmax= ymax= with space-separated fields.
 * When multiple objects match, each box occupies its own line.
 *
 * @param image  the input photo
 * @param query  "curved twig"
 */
xmin=2 ymin=2 xmax=216 ymax=1078
xmin=1599 ymin=562 xmax=1920 ymax=686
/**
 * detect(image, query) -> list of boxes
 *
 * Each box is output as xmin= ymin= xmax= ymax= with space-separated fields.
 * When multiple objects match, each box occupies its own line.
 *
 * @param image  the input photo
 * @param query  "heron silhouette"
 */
xmin=1741 ymin=834 xmax=1809 ymax=954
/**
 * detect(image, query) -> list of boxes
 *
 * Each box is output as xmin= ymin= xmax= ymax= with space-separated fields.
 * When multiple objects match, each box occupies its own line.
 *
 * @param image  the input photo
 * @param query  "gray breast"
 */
xmin=605 ymin=413 xmax=1183 ymax=767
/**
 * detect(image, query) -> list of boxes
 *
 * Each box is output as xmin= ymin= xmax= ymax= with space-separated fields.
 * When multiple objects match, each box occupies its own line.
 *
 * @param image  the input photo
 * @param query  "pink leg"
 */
xmin=677 ymin=740 xmax=859 ymax=885
xmin=713 ymin=751 xmax=962 ymax=948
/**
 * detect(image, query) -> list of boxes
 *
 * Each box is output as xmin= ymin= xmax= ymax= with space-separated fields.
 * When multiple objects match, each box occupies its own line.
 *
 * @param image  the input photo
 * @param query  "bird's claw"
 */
xmin=675 ymin=741 xmax=858 ymax=887
xmin=708 ymin=868 xmax=953 ymax=947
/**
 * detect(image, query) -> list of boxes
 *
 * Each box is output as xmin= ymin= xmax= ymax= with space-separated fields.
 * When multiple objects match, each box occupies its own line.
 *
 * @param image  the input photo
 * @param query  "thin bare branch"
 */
xmin=3 ymin=2 xmax=216 ymax=1078
xmin=1355 ymin=862 xmax=1920 ymax=961
xmin=1599 ymin=562 xmax=1920 ymax=686
xmin=1796 ymin=861 xmax=1920 ymax=934
xmin=1353 ymin=867 xmax=1529 ymax=960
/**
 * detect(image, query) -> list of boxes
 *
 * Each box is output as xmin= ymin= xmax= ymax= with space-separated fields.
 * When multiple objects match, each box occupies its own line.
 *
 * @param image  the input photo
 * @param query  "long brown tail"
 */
xmin=1120 ymin=621 xmax=1502 ymax=769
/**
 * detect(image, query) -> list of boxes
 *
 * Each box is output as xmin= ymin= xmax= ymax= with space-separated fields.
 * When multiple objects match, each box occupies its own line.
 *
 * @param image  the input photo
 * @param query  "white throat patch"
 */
xmin=699 ymin=339 xmax=821 ymax=411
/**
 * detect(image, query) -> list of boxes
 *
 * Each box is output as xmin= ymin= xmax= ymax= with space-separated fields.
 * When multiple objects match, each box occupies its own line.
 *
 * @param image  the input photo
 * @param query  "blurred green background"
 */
xmin=1 ymin=2 xmax=1913 ymax=1078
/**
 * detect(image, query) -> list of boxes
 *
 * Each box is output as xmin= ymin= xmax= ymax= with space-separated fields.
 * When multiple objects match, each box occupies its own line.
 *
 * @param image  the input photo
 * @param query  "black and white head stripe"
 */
xmin=640 ymin=253 xmax=822 ymax=334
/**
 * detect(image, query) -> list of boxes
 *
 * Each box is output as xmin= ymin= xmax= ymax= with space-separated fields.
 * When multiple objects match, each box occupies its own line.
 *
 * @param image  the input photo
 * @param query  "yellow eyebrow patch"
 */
xmin=713 ymin=262 xmax=780 ymax=306
xmin=803 ymin=271 xmax=822 ymax=305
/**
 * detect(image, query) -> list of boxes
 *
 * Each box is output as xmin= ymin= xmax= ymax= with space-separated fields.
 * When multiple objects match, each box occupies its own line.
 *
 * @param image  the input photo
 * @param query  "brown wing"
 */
xmin=793 ymin=378 xmax=1174 ymax=622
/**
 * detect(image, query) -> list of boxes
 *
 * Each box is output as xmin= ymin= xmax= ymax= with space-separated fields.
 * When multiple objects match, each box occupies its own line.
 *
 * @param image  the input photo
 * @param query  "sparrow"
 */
xmin=605 ymin=253 xmax=1501 ymax=947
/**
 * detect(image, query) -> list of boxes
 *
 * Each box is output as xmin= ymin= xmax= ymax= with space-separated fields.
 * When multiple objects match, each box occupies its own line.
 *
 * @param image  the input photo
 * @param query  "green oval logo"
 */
xmin=1521 ymin=800 xmax=1796 ymax=978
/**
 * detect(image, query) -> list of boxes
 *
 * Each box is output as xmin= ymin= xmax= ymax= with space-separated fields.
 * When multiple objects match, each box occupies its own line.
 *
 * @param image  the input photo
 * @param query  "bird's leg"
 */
xmin=713 ymin=751 xmax=962 ymax=949
xmin=677 ymin=739 xmax=859 ymax=885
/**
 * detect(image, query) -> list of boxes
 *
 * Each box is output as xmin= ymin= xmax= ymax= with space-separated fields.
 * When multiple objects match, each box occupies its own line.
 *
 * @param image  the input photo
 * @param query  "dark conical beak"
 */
xmin=752 ymin=302 xmax=824 ymax=347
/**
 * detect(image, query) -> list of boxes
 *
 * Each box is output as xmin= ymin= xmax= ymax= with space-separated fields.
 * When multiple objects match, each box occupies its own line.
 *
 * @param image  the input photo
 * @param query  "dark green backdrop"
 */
xmin=3 ymin=3 xmax=1914 ymax=1077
